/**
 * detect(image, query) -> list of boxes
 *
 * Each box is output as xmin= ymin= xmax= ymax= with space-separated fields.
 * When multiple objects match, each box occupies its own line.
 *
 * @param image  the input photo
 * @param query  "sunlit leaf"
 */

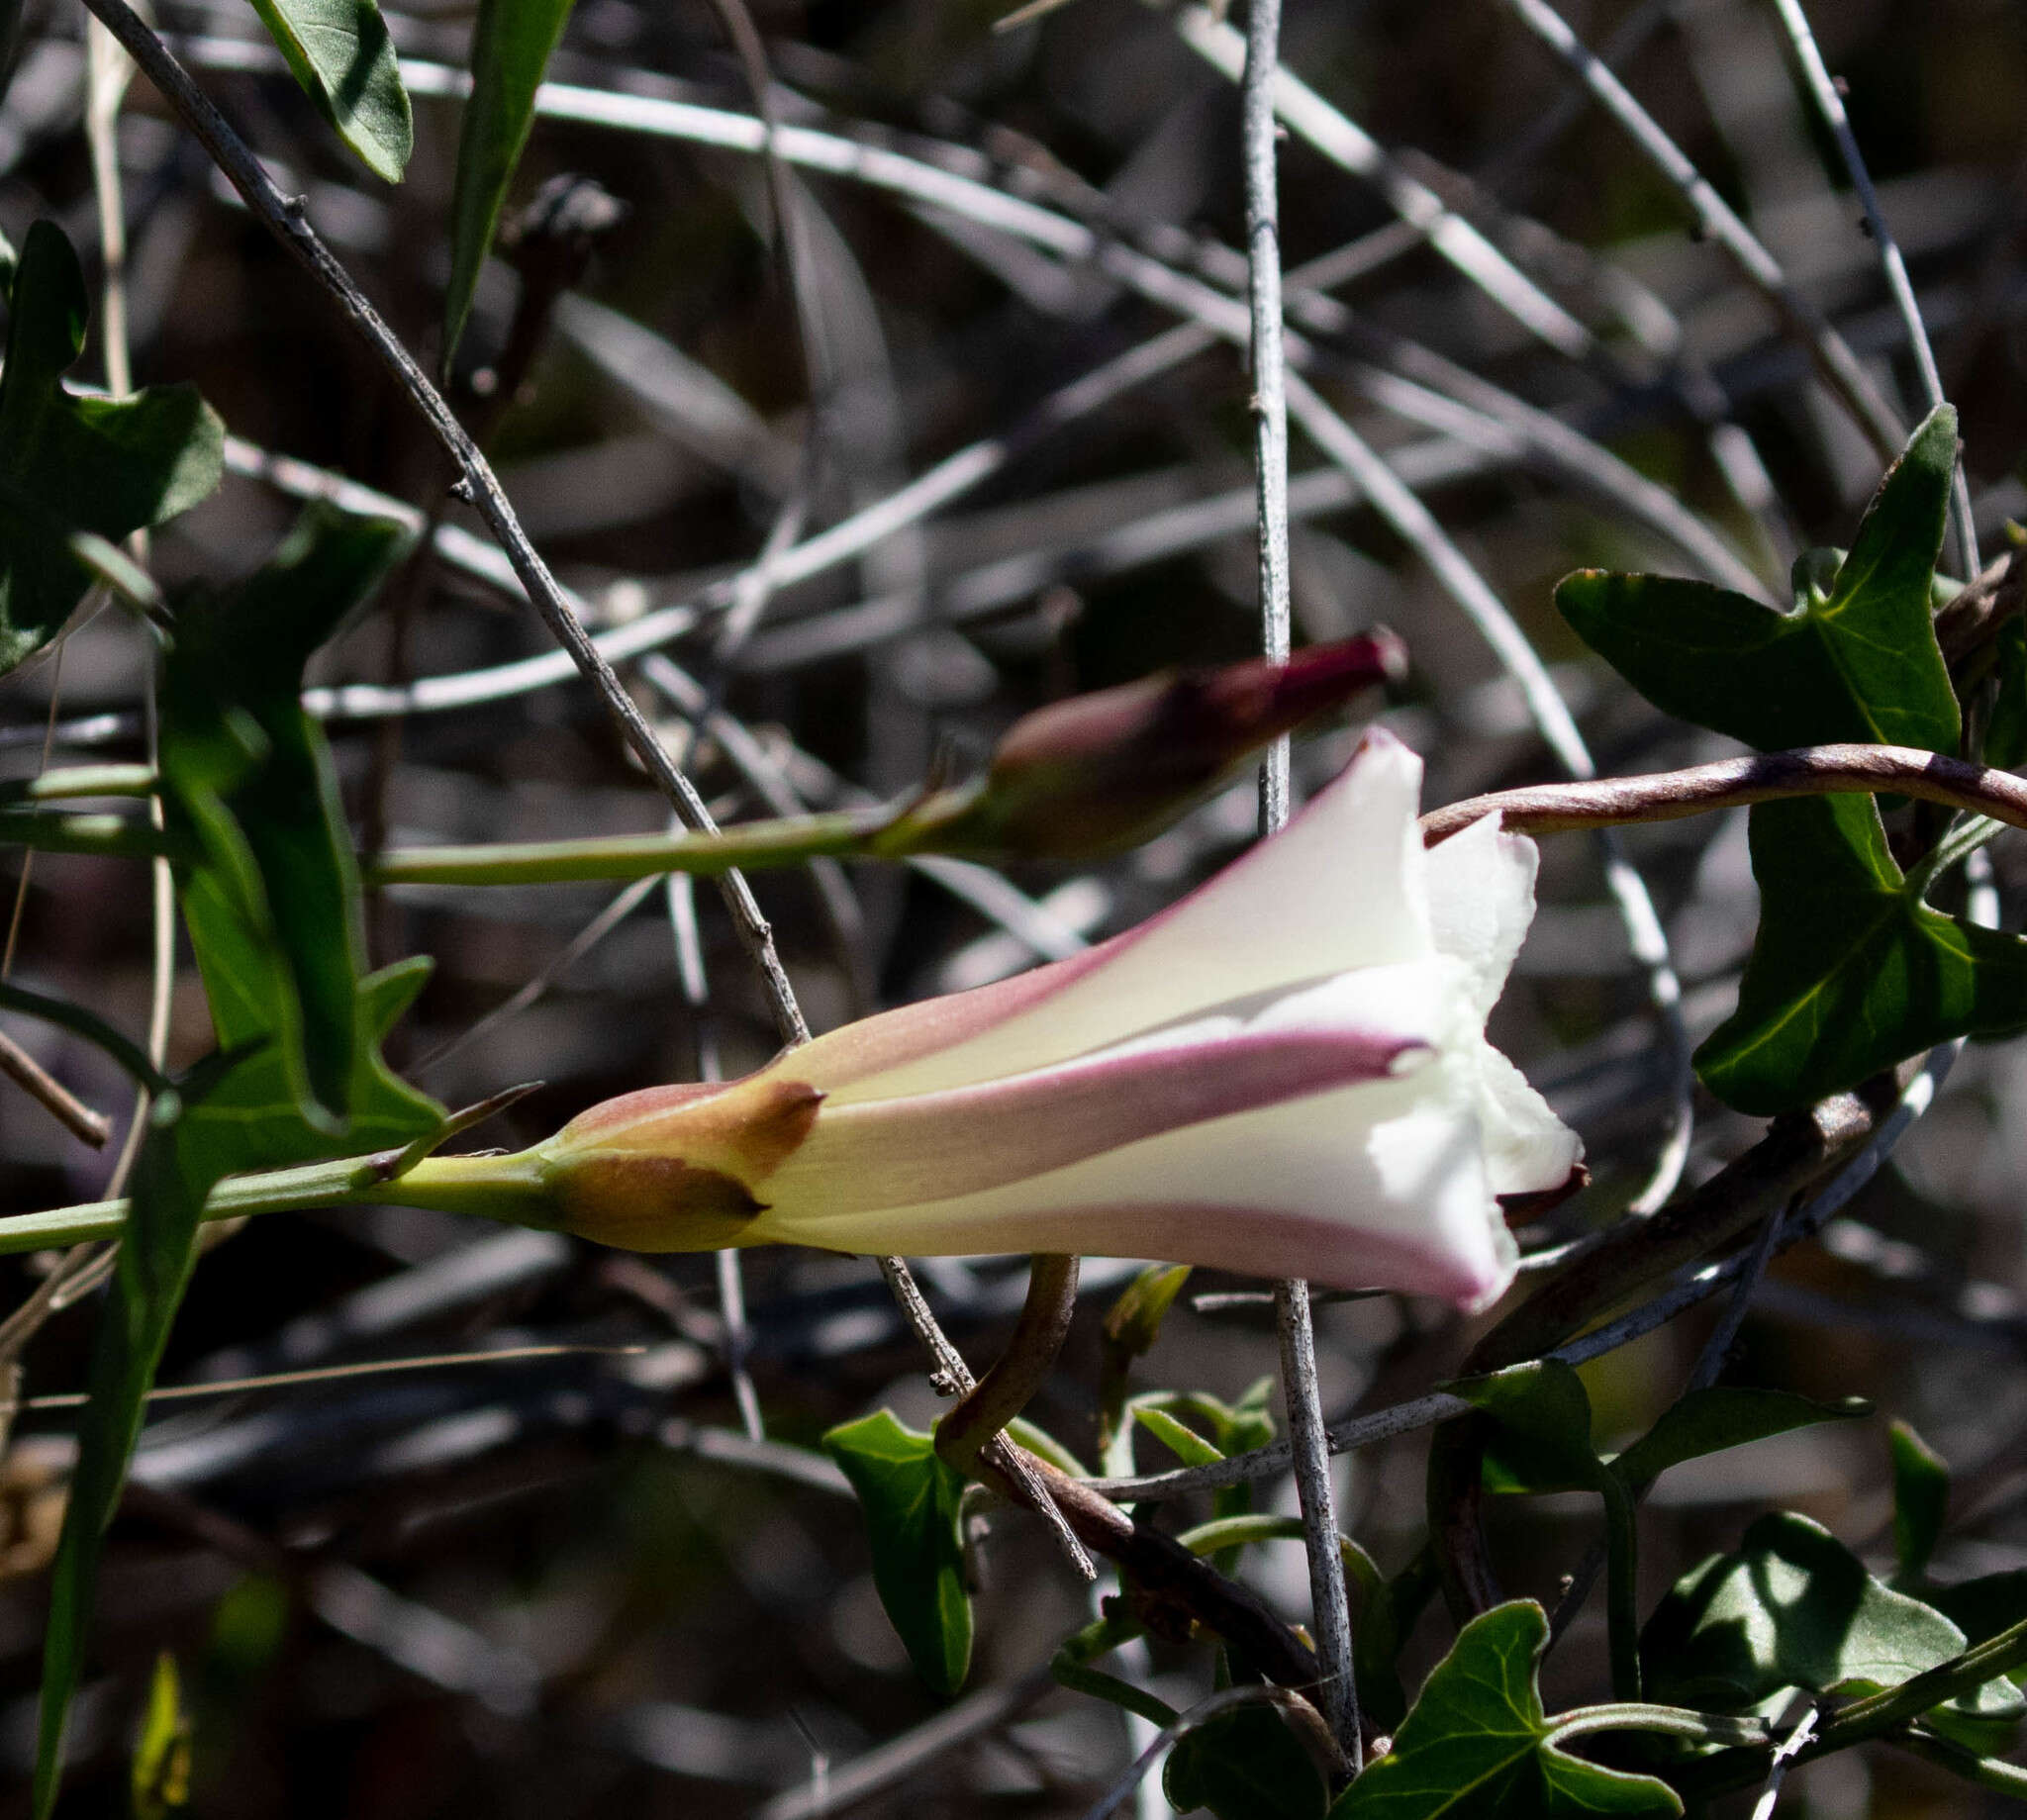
xmin=245 ymin=0 xmax=412 ymax=180
xmin=822 ymin=1410 xmax=973 ymax=1695
xmin=131 ymin=1652 xmax=192 ymax=1820
xmin=1641 ymin=1508 xmax=2023 ymax=1750
xmin=160 ymin=504 xmax=424 ymax=1130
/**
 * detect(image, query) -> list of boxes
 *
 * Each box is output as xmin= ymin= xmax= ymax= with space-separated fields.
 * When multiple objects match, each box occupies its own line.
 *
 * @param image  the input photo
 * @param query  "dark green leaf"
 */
xmin=1985 ymin=619 xmax=2027 ymax=772
xmin=1694 ymin=795 xmax=2027 ymax=1112
xmin=1100 ymin=1264 xmax=1192 ymax=1452
xmin=36 ymin=1054 xmax=259 ymax=1818
xmin=1611 ymin=1389 xmax=1870 ymax=1493
xmin=443 ymin=0 xmax=576 ymax=361
xmin=1332 ymin=1603 xmax=1680 ymax=1818
xmin=1890 ymin=1420 xmax=1953 ymax=1584
xmin=161 ymin=505 xmax=423 ymax=1131
xmin=0 ymin=222 xmax=223 ymax=675
xmin=1925 ymin=1571 xmax=2027 ymax=1650
xmin=245 ymin=0 xmax=411 ymax=180
xmin=821 ymin=1410 xmax=973 ymax=1695
xmin=1452 ymin=1360 xmax=1609 ymax=1498
xmin=1165 ymin=1703 xmax=1326 ymax=1820
xmin=1640 ymin=1510 xmax=2017 ymax=1730
xmin=1556 ymin=407 xmax=1960 ymax=756
xmin=1449 ymin=1362 xmax=1642 ymax=1698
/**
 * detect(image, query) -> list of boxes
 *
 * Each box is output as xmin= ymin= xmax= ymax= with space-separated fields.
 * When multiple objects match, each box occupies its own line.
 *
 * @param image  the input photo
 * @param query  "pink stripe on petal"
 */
xmin=767 ymin=1026 xmax=1423 ymax=1208
xmin=767 ymin=1200 xmax=1506 ymax=1306
xmin=825 ymin=729 xmax=1433 ymax=1104
xmin=790 ymin=928 xmax=1132 ymax=1095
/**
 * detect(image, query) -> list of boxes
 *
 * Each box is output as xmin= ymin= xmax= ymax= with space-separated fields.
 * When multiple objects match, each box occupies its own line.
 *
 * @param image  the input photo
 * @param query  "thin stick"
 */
xmin=1238 ymin=0 xmax=1357 ymax=1766
xmin=1495 ymin=0 xmax=1905 ymax=459
xmin=1765 ymin=0 xmax=1978 ymax=580
xmin=0 ymin=1028 xmax=110 ymax=1146
xmin=22 ymin=1343 xmax=647 ymax=1409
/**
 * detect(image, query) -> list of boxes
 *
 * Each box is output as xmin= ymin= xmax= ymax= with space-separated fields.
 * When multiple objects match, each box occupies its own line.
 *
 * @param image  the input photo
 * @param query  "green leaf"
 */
xmin=1100 ymin=1263 xmax=1192 ymax=1454
xmin=1332 ymin=1603 xmax=1681 ymax=1818
xmin=131 ymin=1653 xmax=192 ymax=1820
xmin=1985 ymin=619 xmax=2027 ymax=771
xmin=1694 ymin=794 xmax=2027 ymax=1113
xmin=35 ymin=1054 xmax=258 ymax=1818
xmin=1165 ymin=1703 xmax=1326 ymax=1820
xmin=1611 ymin=1389 xmax=1870 ymax=1492
xmin=245 ymin=0 xmax=411 ymax=180
xmin=821 ymin=1410 xmax=973 ymax=1695
xmin=1925 ymin=1571 xmax=2027 ymax=1651
xmin=1135 ymin=1401 xmax=1226 ymax=1469
xmin=0 ymin=222 xmax=223 ymax=675
xmin=443 ymin=0 xmax=577 ymax=361
xmin=1640 ymin=1510 xmax=2021 ymax=1739
xmin=161 ymin=504 xmax=427 ymax=1134
xmin=1448 ymin=1361 xmax=1643 ymax=1698
xmin=1556 ymin=406 xmax=1960 ymax=756
xmin=1890 ymin=1420 xmax=1953 ymax=1583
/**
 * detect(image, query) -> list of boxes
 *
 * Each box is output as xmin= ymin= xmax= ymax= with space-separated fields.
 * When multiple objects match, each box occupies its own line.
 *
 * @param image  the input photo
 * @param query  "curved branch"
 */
xmin=1421 ymin=743 xmax=2027 ymax=846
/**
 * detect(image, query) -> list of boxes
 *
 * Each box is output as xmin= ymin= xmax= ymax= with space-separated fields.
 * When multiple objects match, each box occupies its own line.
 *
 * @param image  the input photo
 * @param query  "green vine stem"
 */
xmin=13 ymin=743 xmax=2027 ymax=886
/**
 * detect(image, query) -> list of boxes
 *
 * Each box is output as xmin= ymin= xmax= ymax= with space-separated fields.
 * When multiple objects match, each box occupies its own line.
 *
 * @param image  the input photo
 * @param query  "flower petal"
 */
xmin=817 ymin=728 xmax=1436 ymax=1104
xmin=1423 ymin=811 xmax=1537 ymax=1021
xmin=753 ymin=1056 xmax=1520 ymax=1308
xmin=763 ymin=1024 xmax=1424 ymax=1210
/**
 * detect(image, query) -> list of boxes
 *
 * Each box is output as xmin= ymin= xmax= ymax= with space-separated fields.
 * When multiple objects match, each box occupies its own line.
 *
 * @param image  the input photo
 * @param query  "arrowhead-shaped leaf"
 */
xmin=246 ymin=0 xmax=412 ymax=181
xmin=822 ymin=1410 xmax=973 ymax=1695
xmin=1556 ymin=407 xmax=1961 ymax=756
xmin=0 ymin=222 xmax=223 ymax=674
xmin=34 ymin=509 xmax=445 ymax=1816
xmin=1694 ymin=794 xmax=2027 ymax=1113
xmin=1332 ymin=1603 xmax=1681 ymax=1818
xmin=161 ymin=504 xmax=432 ymax=1135
xmin=443 ymin=0 xmax=577 ymax=362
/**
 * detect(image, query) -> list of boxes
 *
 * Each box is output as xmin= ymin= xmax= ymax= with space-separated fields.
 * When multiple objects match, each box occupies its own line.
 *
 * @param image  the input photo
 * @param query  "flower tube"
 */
xmin=395 ymin=730 xmax=1580 ymax=1310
